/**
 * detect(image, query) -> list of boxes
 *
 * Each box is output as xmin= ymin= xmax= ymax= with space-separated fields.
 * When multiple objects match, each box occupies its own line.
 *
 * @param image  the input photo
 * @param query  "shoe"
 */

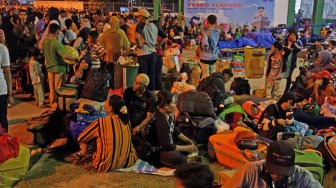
xmin=39 ymin=104 xmax=49 ymax=108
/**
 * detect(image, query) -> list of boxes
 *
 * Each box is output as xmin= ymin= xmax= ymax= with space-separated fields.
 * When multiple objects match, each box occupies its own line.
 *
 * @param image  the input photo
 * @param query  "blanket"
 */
xmin=117 ymin=160 xmax=175 ymax=177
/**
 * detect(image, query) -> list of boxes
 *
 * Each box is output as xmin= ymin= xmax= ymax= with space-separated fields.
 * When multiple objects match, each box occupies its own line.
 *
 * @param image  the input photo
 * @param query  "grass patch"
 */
xmin=14 ymin=144 xmax=336 ymax=187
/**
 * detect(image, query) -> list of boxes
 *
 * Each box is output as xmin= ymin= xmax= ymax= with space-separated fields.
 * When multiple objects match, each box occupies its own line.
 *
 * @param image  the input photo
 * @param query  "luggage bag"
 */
xmin=208 ymin=131 xmax=267 ymax=168
xmin=0 ymin=146 xmax=30 ymax=187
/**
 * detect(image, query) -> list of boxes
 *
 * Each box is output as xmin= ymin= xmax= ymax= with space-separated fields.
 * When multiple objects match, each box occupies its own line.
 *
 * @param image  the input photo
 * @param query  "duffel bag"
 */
xmin=318 ymin=135 xmax=336 ymax=168
xmin=294 ymin=149 xmax=324 ymax=185
xmin=69 ymin=120 xmax=91 ymax=142
xmin=70 ymin=98 xmax=105 ymax=115
xmin=77 ymin=112 xmax=107 ymax=124
xmin=0 ymin=146 xmax=30 ymax=187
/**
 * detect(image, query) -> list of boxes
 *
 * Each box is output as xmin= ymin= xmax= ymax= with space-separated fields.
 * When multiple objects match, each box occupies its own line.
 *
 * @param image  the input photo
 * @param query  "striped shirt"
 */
xmin=78 ymin=115 xmax=138 ymax=172
xmin=87 ymin=42 xmax=107 ymax=68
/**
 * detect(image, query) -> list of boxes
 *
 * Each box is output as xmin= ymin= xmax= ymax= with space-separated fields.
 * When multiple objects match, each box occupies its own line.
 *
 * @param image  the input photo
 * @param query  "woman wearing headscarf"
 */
xmin=76 ymin=95 xmax=138 ymax=172
xmin=98 ymin=16 xmax=130 ymax=89
xmin=258 ymin=92 xmax=297 ymax=140
xmin=99 ymin=16 xmax=130 ymax=63
xmin=311 ymin=50 xmax=333 ymax=73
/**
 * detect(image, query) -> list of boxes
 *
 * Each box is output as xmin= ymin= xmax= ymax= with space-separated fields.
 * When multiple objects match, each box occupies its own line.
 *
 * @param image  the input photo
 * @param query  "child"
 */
xmin=86 ymin=30 xmax=107 ymax=69
xmin=265 ymin=41 xmax=284 ymax=99
xmin=28 ymin=48 xmax=46 ymax=108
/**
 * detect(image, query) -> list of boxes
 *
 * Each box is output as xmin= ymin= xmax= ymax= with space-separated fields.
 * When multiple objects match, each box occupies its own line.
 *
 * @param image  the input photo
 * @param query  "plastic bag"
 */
xmin=0 ymin=133 xmax=20 ymax=163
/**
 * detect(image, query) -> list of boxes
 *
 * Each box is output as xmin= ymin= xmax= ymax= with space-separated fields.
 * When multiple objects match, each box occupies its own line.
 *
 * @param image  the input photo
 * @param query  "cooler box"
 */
xmin=208 ymin=131 xmax=267 ymax=168
xmin=114 ymin=64 xmax=139 ymax=89
xmin=244 ymin=48 xmax=266 ymax=79
xmin=56 ymin=87 xmax=78 ymax=112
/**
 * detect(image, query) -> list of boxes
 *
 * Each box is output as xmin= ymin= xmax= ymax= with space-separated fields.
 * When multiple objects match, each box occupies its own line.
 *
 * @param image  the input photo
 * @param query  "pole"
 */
xmin=153 ymin=0 xmax=159 ymax=20
xmin=178 ymin=0 xmax=181 ymax=20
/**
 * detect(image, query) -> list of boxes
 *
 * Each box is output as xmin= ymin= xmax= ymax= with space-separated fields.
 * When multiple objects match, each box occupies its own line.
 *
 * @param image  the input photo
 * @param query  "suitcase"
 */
xmin=244 ymin=48 xmax=266 ymax=78
xmin=56 ymin=87 xmax=78 ymax=112
xmin=208 ymin=130 xmax=267 ymax=168
xmin=0 ymin=146 xmax=30 ymax=187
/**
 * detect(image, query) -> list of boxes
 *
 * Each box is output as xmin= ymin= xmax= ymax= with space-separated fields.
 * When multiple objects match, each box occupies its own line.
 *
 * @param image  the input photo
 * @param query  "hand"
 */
xmin=185 ymin=139 xmax=194 ymax=145
xmin=7 ymin=96 xmax=14 ymax=106
xmin=315 ymin=79 xmax=323 ymax=87
xmin=187 ymin=144 xmax=198 ymax=153
xmin=80 ymin=49 xmax=87 ymax=57
xmin=276 ymin=119 xmax=286 ymax=126
xmin=132 ymin=126 xmax=141 ymax=135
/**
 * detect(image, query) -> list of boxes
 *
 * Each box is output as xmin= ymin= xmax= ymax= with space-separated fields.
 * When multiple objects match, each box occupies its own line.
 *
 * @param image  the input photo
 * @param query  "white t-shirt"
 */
xmin=0 ymin=44 xmax=10 ymax=95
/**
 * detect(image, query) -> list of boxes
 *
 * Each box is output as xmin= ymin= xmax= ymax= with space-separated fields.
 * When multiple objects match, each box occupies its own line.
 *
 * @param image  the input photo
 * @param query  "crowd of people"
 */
xmin=1 ymin=5 xmax=336 ymax=187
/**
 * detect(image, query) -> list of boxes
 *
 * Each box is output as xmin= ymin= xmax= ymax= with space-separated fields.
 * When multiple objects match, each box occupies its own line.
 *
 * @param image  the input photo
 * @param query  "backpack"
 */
xmin=197 ymin=74 xmax=226 ymax=108
xmin=294 ymin=149 xmax=324 ymax=185
xmin=81 ymin=67 xmax=112 ymax=102
xmin=318 ymin=135 xmax=336 ymax=169
xmin=230 ymin=77 xmax=251 ymax=95
xmin=177 ymin=90 xmax=214 ymax=116
xmin=140 ymin=114 xmax=161 ymax=162
xmin=176 ymin=111 xmax=217 ymax=145
xmin=15 ymin=64 xmax=33 ymax=94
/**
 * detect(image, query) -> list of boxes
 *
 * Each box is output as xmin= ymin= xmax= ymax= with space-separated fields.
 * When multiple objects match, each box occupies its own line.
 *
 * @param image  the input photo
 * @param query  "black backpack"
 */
xmin=81 ymin=67 xmax=112 ymax=102
xmin=16 ymin=64 xmax=33 ymax=94
xmin=197 ymin=75 xmax=226 ymax=108
xmin=230 ymin=77 xmax=251 ymax=95
xmin=140 ymin=114 xmax=161 ymax=162
xmin=177 ymin=90 xmax=214 ymax=116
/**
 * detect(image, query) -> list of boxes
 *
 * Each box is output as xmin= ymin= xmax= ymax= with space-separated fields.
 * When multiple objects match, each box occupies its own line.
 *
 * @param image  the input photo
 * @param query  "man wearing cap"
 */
xmin=222 ymin=141 xmax=322 ymax=188
xmin=313 ymin=70 xmax=335 ymax=105
xmin=123 ymin=73 xmax=156 ymax=136
xmin=134 ymin=8 xmax=158 ymax=90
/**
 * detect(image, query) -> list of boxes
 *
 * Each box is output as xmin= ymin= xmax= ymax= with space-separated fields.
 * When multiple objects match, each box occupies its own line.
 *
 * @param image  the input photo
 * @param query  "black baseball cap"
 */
xmin=266 ymin=141 xmax=295 ymax=177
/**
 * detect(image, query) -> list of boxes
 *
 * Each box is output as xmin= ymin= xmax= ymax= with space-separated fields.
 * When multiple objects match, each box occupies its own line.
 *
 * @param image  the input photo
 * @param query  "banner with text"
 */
xmin=184 ymin=0 xmax=275 ymax=30
xmin=34 ymin=1 xmax=84 ymax=10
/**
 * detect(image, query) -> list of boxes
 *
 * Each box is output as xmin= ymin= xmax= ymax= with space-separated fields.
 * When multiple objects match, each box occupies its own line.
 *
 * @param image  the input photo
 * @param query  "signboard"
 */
xmin=34 ymin=1 xmax=84 ymax=10
xmin=323 ymin=0 xmax=336 ymax=19
xmin=300 ymin=0 xmax=314 ymax=19
xmin=184 ymin=0 xmax=275 ymax=30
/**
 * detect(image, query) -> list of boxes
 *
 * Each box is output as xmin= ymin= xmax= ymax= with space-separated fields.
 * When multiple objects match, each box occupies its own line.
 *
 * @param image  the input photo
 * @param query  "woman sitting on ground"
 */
xmin=145 ymin=90 xmax=197 ymax=168
xmin=293 ymin=92 xmax=336 ymax=129
xmin=75 ymin=95 xmax=138 ymax=172
xmin=312 ymin=70 xmax=335 ymax=106
xmin=258 ymin=92 xmax=297 ymax=140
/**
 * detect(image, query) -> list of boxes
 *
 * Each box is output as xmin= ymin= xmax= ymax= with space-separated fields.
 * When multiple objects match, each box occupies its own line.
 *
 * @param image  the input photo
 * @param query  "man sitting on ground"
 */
xmin=175 ymin=162 xmax=214 ymax=188
xmin=222 ymin=141 xmax=322 ymax=188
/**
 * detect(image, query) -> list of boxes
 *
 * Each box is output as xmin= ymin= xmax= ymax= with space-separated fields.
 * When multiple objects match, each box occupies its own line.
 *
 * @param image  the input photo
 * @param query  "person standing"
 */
xmin=265 ymin=41 xmax=284 ymax=99
xmin=28 ymin=48 xmax=46 ymax=108
xmin=199 ymin=15 xmax=220 ymax=79
xmin=42 ymin=23 xmax=76 ymax=111
xmin=283 ymin=29 xmax=302 ymax=93
xmin=0 ymin=43 xmax=13 ymax=131
xmin=13 ymin=9 xmax=35 ymax=60
xmin=134 ymin=9 xmax=158 ymax=90
xmin=222 ymin=141 xmax=322 ymax=188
